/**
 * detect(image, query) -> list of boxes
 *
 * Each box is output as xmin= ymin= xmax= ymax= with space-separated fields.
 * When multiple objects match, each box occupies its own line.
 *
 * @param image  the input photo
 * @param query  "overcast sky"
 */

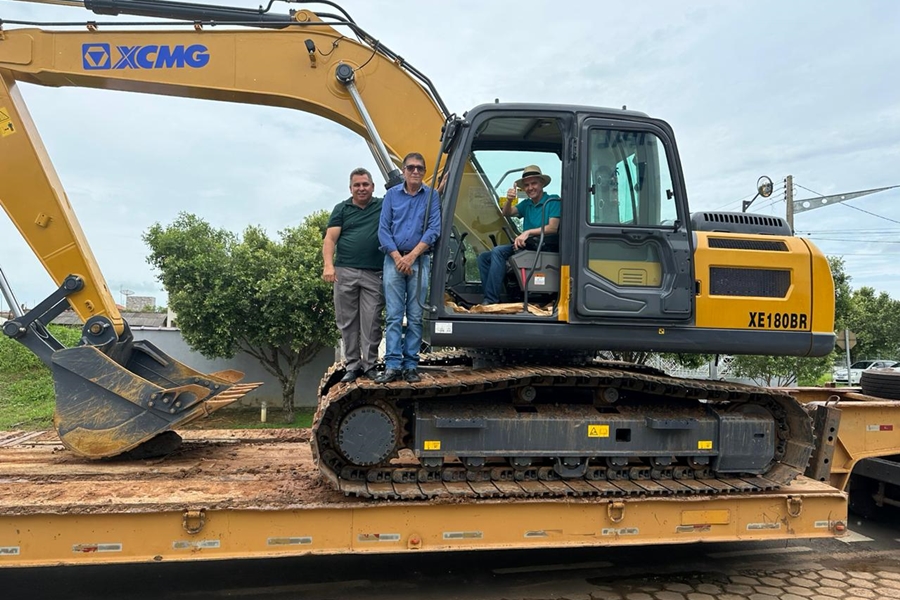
xmin=1 ymin=0 xmax=899 ymax=314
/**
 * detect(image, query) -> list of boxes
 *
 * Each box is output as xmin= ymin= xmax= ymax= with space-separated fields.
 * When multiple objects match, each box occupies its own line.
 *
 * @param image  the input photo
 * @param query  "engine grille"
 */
xmin=708 ymin=238 xmax=789 ymax=252
xmin=709 ymin=267 xmax=790 ymax=298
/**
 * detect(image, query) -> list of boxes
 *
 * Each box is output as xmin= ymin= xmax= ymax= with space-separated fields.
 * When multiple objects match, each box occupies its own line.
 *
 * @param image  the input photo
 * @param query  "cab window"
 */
xmin=587 ymin=129 xmax=677 ymax=227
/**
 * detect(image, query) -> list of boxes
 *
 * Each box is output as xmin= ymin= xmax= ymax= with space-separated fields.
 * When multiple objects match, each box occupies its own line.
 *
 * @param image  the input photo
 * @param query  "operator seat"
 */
xmin=507 ymin=234 xmax=561 ymax=296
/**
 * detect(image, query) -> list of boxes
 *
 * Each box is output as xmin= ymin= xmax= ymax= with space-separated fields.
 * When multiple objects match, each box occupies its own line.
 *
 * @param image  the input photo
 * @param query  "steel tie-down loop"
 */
xmin=607 ymin=501 xmax=625 ymax=524
xmin=182 ymin=509 xmax=206 ymax=534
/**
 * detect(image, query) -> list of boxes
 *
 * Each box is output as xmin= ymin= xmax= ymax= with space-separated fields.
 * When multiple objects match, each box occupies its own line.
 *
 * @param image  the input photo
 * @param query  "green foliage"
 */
xmin=138 ymin=305 xmax=168 ymax=313
xmin=464 ymin=245 xmax=480 ymax=282
xmin=827 ymin=256 xmax=900 ymax=362
xmin=729 ymin=354 xmax=831 ymax=387
xmin=658 ymin=353 xmax=712 ymax=370
xmin=844 ymin=286 xmax=900 ymax=361
xmin=144 ymin=212 xmax=338 ymax=419
xmin=0 ymin=325 xmax=82 ymax=429
xmin=829 ymin=256 xmax=853 ymax=329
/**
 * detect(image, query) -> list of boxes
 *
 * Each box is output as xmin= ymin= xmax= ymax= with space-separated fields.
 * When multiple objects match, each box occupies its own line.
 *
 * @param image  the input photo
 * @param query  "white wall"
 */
xmin=132 ymin=328 xmax=337 ymax=408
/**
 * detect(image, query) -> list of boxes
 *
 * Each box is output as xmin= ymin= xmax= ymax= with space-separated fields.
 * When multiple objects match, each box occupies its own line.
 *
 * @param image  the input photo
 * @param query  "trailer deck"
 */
xmin=0 ymin=428 xmax=849 ymax=567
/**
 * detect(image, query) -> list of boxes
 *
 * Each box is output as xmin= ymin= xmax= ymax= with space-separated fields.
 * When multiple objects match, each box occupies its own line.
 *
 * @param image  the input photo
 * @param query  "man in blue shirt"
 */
xmin=477 ymin=165 xmax=561 ymax=304
xmin=375 ymin=152 xmax=442 ymax=383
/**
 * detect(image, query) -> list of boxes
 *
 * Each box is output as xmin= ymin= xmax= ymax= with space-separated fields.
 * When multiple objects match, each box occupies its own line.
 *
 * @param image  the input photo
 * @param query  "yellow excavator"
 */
xmin=0 ymin=0 xmax=835 ymax=498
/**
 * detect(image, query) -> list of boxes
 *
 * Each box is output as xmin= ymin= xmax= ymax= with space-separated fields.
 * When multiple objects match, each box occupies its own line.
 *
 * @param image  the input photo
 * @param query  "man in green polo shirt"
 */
xmin=323 ymin=168 xmax=384 ymax=383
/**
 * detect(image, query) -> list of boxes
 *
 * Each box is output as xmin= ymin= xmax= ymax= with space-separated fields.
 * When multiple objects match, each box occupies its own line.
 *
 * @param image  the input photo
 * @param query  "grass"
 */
xmin=799 ymin=372 xmax=835 ymax=387
xmin=187 ymin=407 xmax=314 ymax=429
xmin=0 ymin=326 xmax=312 ymax=431
xmin=0 ymin=374 xmax=57 ymax=430
xmin=0 ymin=325 xmax=76 ymax=430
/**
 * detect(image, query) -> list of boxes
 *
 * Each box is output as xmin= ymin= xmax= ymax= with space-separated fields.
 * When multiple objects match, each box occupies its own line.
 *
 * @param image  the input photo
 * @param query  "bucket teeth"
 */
xmin=197 ymin=383 xmax=263 ymax=412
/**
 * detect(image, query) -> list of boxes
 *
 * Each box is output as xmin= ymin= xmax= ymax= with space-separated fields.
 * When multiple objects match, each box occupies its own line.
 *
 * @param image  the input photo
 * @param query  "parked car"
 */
xmin=833 ymin=360 xmax=900 ymax=385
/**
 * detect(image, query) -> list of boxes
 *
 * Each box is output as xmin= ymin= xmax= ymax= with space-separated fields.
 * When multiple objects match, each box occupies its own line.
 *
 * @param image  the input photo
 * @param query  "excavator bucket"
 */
xmin=51 ymin=339 xmax=261 ymax=458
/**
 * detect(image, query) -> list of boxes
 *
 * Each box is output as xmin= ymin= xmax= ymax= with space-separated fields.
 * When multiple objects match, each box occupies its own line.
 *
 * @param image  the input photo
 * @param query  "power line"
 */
xmin=805 ymin=236 xmax=900 ymax=244
xmin=825 ymin=252 xmax=900 ymax=256
xmin=749 ymin=194 xmax=787 ymax=214
xmin=711 ymin=183 xmax=786 ymax=212
xmin=800 ymin=229 xmax=900 ymax=234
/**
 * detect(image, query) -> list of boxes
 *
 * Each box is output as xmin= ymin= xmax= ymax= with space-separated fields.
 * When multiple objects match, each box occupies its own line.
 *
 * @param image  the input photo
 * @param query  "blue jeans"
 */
xmin=477 ymin=244 xmax=515 ymax=303
xmin=383 ymin=254 xmax=430 ymax=370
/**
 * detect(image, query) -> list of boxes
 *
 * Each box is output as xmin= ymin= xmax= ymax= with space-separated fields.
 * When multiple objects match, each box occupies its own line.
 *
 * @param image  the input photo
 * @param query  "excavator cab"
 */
xmin=432 ymin=103 xmax=835 ymax=358
xmin=439 ymin=112 xmax=566 ymax=311
xmin=439 ymin=106 xmax=679 ymax=319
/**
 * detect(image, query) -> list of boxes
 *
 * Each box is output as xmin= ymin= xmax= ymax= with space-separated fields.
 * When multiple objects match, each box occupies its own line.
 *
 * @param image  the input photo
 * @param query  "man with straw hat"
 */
xmin=476 ymin=165 xmax=560 ymax=305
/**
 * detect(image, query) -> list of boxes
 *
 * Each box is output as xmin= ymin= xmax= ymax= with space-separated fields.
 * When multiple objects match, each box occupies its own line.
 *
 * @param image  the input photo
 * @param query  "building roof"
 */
xmin=51 ymin=310 xmax=169 ymax=328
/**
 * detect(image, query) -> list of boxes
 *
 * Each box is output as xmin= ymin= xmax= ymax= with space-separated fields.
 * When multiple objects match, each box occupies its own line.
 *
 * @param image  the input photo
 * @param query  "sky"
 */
xmin=1 ymin=0 xmax=899 ymax=313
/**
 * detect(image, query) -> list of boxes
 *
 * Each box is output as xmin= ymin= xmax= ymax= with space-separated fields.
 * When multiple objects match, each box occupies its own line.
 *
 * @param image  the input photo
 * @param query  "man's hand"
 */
xmin=506 ymin=187 xmax=517 ymax=202
xmin=322 ymin=265 xmax=336 ymax=283
xmin=396 ymin=253 xmax=415 ymax=275
xmin=514 ymin=231 xmax=530 ymax=250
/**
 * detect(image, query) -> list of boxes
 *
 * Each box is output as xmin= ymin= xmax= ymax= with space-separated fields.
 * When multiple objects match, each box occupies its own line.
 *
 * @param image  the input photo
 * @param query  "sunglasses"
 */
xmin=404 ymin=164 xmax=426 ymax=173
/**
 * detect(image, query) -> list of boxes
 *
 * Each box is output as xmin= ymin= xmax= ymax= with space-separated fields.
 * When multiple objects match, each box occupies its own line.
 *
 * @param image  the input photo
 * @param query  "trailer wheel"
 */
xmin=848 ymin=474 xmax=880 ymax=520
xmin=860 ymin=369 xmax=900 ymax=399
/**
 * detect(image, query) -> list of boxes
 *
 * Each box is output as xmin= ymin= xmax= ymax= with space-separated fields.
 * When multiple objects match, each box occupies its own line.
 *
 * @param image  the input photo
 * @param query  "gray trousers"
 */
xmin=334 ymin=266 xmax=384 ymax=372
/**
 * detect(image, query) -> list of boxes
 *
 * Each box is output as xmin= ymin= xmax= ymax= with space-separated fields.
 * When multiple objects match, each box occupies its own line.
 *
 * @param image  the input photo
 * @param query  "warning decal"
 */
xmin=588 ymin=424 xmax=609 ymax=438
xmin=0 ymin=107 xmax=15 ymax=138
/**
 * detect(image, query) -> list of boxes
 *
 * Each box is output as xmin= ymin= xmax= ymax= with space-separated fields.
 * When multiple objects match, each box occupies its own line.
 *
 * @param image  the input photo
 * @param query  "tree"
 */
xmin=845 ymin=286 xmax=900 ymax=360
xmin=729 ymin=354 xmax=830 ymax=387
xmin=828 ymin=255 xmax=900 ymax=361
xmin=139 ymin=304 xmax=169 ymax=313
xmin=143 ymin=211 xmax=337 ymax=421
xmin=829 ymin=256 xmax=853 ymax=330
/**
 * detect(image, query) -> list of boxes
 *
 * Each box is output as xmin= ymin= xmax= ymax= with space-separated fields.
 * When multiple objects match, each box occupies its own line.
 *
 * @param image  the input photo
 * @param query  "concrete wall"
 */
xmin=133 ymin=327 xmax=337 ymax=408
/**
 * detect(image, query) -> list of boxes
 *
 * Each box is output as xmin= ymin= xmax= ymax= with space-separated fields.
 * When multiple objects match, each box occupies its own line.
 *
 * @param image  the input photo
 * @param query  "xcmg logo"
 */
xmin=82 ymin=43 xmax=210 ymax=70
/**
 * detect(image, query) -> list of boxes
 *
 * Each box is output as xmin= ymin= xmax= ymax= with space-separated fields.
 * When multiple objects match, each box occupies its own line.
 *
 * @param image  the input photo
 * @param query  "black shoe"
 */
xmin=373 ymin=368 xmax=402 ymax=384
xmin=402 ymin=368 xmax=421 ymax=383
xmin=363 ymin=367 xmax=379 ymax=380
xmin=340 ymin=369 xmax=362 ymax=383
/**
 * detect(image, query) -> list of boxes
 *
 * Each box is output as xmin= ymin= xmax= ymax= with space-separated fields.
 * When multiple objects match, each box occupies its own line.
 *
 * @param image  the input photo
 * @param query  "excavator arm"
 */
xmin=0 ymin=0 xmax=503 ymax=458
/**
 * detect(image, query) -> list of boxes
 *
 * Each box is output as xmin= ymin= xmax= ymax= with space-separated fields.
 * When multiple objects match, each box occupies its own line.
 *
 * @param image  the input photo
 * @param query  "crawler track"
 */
xmin=312 ymin=355 xmax=814 ymax=500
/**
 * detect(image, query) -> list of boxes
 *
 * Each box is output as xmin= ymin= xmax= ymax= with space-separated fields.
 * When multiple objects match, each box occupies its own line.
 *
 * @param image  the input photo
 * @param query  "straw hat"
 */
xmin=515 ymin=165 xmax=551 ymax=189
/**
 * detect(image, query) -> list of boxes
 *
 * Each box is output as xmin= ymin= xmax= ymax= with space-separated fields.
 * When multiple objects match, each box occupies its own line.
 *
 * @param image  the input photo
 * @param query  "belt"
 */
xmin=399 ymin=249 xmax=430 ymax=256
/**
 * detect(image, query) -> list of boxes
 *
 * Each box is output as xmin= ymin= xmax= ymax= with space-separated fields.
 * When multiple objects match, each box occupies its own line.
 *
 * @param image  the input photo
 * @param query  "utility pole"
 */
xmin=784 ymin=175 xmax=794 ymax=231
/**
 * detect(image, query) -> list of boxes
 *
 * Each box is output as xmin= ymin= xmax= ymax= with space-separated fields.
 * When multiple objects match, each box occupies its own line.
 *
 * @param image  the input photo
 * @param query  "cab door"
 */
xmin=571 ymin=118 xmax=694 ymax=322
